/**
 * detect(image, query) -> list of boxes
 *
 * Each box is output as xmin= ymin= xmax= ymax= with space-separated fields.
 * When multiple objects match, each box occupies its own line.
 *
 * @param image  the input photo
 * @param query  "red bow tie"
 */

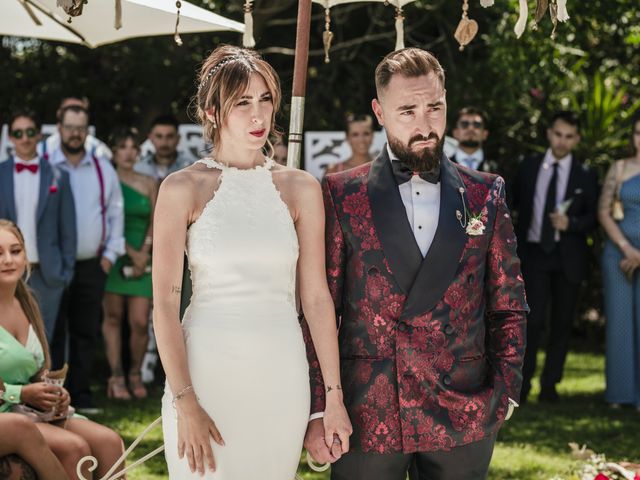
xmin=15 ymin=163 xmax=39 ymax=174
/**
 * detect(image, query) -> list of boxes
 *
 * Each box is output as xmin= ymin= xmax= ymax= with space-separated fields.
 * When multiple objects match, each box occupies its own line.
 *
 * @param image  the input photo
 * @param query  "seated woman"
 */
xmin=0 ymin=409 xmax=69 ymax=480
xmin=0 ymin=220 xmax=125 ymax=480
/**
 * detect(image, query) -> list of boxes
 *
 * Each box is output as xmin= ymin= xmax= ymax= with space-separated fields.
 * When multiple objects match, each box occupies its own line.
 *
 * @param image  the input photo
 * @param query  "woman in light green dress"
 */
xmin=0 ymin=220 xmax=124 ymax=479
xmin=104 ymin=128 xmax=158 ymax=400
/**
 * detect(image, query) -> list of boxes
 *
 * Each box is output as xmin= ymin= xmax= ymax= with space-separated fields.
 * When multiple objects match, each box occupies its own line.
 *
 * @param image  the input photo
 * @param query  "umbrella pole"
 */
xmin=286 ymin=0 xmax=312 ymax=169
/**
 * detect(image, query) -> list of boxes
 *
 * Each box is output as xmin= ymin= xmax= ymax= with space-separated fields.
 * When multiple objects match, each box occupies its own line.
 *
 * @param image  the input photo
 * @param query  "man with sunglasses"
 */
xmin=450 ymin=107 xmax=498 ymax=174
xmin=48 ymin=105 xmax=125 ymax=414
xmin=0 ymin=111 xmax=77 ymax=340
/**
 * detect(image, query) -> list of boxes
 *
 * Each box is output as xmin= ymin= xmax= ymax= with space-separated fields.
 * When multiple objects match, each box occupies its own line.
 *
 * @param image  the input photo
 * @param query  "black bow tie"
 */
xmin=391 ymin=160 xmax=440 ymax=185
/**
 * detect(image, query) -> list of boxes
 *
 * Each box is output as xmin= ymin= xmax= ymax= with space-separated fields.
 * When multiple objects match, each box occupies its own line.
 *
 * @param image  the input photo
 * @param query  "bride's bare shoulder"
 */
xmin=160 ymin=161 xmax=221 ymax=200
xmin=272 ymin=165 xmax=319 ymax=193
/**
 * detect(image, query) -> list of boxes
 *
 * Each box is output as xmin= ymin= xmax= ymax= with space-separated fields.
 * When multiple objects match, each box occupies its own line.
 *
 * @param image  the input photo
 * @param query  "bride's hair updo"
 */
xmin=195 ymin=45 xmax=282 ymax=150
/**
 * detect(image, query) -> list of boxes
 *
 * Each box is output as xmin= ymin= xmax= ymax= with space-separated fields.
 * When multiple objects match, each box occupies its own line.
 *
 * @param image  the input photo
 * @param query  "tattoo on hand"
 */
xmin=171 ymin=285 xmax=182 ymax=295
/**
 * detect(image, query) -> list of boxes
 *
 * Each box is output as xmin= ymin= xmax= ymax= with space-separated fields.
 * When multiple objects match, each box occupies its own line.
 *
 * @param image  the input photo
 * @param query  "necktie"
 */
xmin=540 ymin=162 xmax=559 ymax=253
xmin=15 ymin=163 xmax=39 ymax=174
xmin=391 ymin=160 xmax=440 ymax=185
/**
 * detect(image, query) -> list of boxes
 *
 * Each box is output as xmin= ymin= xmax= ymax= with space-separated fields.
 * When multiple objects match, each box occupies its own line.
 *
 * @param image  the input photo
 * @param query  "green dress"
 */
xmin=105 ymin=182 xmax=153 ymax=298
xmin=0 ymin=325 xmax=45 ymax=411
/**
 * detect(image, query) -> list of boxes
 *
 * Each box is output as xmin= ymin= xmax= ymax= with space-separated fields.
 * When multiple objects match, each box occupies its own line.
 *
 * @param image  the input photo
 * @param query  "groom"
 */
xmin=302 ymin=48 xmax=528 ymax=479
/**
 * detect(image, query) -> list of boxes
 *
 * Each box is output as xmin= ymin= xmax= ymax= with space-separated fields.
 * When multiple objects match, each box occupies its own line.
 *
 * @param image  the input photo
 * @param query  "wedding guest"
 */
xmin=511 ymin=111 xmax=599 ymax=403
xmin=0 ymin=110 xmax=76 ymax=340
xmin=598 ymin=112 xmax=640 ymax=409
xmin=41 ymin=96 xmax=112 ymax=162
xmin=49 ymin=105 xmax=125 ymax=412
xmin=273 ymin=138 xmax=288 ymax=166
xmin=103 ymin=128 xmax=158 ymax=400
xmin=135 ymin=115 xmax=193 ymax=181
xmin=450 ymin=107 xmax=498 ymax=173
xmin=325 ymin=113 xmax=374 ymax=174
xmin=0 ymin=220 xmax=124 ymax=480
xmin=0 ymin=411 xmax=69 ymax=480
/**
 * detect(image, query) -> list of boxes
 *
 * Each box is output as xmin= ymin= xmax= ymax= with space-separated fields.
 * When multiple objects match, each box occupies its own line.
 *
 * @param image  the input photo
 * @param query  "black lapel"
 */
xmin=0 ymin=159 xmax=17 ymax=221
xmin=450 ymin=154 xmax=459 ymax=165
xmin=563 ymin=156 xmax=581 ymax=203
xmin=368 ymin=147 xmax=423 ymax=294
xmin=36 ymin=158 xmax=51 ymax=221
xmin=400 ymin=156 xmax=468 ymax=320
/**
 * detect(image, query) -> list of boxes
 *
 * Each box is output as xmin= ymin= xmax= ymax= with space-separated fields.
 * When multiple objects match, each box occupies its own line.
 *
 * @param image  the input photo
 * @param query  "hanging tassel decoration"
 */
xmin=174 ymin=0 xmax=183 ymax=46
xmin=479 ymin=0 xmax=494 ymax=7
xmin=532 ymin=0 xmax=548 ymax=30
xmin=514 ymin=0 xmax=528 ymax=39
xmin=556 ymin=0 xmax=569 ymax=22
xmin=549 ymin=0 xmax=558 ymax=39
xmin=322 ymin=7 xmax=334 ymax=63
xmin=243 ymin=1 xmax=255 ymax=48
xmin=394 ymin=7 xmax=405 ymax=51
xmin=57 ymin=0 xmax=87 ymax=23
xmin=454 ymin=0 xmax=479 ymax=51
xmin=114 ymin=0 xmax=122 ymax=30
xmin=20 ymin=0 xmax=43 ymax=26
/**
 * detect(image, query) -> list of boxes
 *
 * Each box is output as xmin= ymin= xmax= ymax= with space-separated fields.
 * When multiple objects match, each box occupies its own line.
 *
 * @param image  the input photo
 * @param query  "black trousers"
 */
xmin=521 ymin=243 xmax=581 ymax=395
xmin=332 ymin=434 xmax=496 ymax=480
xmin=51 ymin=258 xmax=107 ymax=408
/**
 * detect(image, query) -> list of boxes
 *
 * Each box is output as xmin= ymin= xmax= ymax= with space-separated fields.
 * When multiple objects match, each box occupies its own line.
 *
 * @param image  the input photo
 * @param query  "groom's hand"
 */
xmin=304 ymin=418 xmax=335 ymax=464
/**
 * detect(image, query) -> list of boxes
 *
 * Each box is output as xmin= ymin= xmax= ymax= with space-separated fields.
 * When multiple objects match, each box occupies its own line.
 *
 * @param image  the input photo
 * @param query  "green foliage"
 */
xmin=1 ymin=0 xmax=638 ymax=174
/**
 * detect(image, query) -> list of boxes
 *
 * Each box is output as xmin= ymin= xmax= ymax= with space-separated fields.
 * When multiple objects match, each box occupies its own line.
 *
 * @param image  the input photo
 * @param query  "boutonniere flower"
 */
xmin=49 ymin=185 xmax=58 ymax=194
xmin=466 ymin=214 xmax=486 ymax=236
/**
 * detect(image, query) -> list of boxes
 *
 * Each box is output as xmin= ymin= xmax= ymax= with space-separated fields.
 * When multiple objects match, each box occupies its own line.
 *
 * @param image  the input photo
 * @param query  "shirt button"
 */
xmin=416 ymin=191 xmax=420 ymax=195
xmin=418 ymin=225 xmax=422 ymax=229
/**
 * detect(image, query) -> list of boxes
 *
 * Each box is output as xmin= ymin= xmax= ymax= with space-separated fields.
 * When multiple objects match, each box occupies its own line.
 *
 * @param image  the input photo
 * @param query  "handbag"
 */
xmin=612 ymin=160 xmax=626 ymax=221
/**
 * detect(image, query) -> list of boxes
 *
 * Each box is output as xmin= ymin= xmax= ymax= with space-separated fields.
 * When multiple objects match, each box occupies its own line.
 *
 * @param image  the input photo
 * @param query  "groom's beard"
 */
xmin=388 ymin=132 xmax=444 ymax=172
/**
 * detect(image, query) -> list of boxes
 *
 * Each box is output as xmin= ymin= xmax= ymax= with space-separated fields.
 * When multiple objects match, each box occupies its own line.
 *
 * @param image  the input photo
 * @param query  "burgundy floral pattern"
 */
xmin=301 ymin=162 xmax=527 ymax=454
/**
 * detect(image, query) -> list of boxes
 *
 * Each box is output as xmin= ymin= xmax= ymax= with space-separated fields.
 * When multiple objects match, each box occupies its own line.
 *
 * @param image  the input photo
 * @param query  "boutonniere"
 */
xmin=456 ymin=187 xmax=486 ymax=236
xmin=49 ymin=167 xmax=60 ymax=194
xmin=465 ymin=211 xmax=486 ymax=236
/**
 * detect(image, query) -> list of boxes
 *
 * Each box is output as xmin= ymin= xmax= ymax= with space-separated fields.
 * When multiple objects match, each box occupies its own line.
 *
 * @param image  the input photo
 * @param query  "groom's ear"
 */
xmin=372 ymin=99 xmax=384 ymax=127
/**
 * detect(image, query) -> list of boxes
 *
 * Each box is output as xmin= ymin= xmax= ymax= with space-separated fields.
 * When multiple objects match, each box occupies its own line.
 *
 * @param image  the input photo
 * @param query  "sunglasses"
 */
xmin=11 ymin=128 xmax=38 ymax=139
xmin=458 ymin=120 xmax=484 ymax=130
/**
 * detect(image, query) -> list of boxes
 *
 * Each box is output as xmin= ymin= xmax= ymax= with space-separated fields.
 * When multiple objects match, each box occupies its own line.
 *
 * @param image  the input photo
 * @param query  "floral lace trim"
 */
xmin=196 ymin=157 xmax=275 ymax=171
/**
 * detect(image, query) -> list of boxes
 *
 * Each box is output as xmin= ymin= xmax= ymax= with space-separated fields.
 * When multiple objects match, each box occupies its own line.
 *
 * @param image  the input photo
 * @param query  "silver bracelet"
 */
xmin=172 ymin=385 xmax=195 ymax=409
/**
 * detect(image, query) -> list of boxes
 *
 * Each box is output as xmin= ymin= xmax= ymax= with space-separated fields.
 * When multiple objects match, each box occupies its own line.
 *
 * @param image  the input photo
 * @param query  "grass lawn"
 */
xmin=89 ymin=349 xmax=639 ymax=479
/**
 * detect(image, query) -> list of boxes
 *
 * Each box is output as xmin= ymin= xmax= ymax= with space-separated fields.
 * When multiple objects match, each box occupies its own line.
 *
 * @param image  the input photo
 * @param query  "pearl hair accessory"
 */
xmin=198 ymin=56 xmax=245 ymax=93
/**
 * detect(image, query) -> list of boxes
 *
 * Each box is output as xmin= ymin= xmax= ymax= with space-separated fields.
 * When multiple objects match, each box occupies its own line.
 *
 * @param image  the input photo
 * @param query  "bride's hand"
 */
xmin=176 ymin=395 xmax=225 ymax=475
xmin=322 ymin=395 xmax=353 ymax=458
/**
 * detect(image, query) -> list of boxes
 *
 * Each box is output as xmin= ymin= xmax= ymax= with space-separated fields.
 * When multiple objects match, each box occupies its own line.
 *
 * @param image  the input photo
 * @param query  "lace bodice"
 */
xmin=185 ymin=157 xmax=299 ymax=312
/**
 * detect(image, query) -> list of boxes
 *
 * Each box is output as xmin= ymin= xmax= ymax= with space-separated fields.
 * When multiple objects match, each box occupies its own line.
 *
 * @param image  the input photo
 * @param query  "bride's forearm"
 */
xmin=153 ymin=302 xmax=193 ymax=395
xmin=302 ymin=292 xmax=342 ymax=399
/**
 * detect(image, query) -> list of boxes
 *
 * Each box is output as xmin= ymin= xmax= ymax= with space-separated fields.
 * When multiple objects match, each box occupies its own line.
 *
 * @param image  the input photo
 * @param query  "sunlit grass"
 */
xmin=88 ymin=350 xmax=638 ymax=479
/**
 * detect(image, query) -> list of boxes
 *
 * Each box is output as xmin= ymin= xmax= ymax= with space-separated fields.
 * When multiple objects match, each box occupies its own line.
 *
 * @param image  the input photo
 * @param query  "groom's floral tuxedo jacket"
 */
xmin=302 ymin=148 xmax=528 ymax=454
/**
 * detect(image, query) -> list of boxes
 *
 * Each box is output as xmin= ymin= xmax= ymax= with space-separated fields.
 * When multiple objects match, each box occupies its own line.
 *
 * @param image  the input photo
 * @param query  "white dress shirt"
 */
xmin=527 ymin=149 xmax=572 ymax=243
xmin=13 ymin=156 xmax=40 ymax=263
xmin=387 ymin=145 xmax=440 ymax=257
xmin=455 ymin=148 xmax=484 ymax=171
xmin=50 ymin=147 xmax=125 ymax=263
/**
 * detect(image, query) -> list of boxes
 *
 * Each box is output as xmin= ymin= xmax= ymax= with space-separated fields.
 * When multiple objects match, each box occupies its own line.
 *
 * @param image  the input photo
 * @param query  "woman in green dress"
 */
xmin=104 ymin=128 xmax=158 ymax=400
xmin=0 ymin=220 xmax=124 ymax=479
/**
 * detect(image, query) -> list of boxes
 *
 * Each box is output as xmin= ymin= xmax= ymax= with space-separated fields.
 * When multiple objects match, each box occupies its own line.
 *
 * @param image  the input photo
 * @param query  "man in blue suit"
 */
xmin=0 ymin=110 xmax=76 ymax=339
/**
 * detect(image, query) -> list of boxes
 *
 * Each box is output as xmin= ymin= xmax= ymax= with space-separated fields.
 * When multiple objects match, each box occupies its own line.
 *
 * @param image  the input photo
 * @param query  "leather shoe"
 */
xmin=538 ymin=386 xmax=560 ymax=403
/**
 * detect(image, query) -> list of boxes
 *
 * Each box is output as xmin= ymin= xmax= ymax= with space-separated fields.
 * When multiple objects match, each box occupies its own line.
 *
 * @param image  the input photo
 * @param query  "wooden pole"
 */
xmin=286 ymin=0 xmax=312 ymax=169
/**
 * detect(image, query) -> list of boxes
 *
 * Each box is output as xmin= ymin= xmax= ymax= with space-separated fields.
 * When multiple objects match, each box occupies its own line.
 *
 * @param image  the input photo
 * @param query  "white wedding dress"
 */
xmin=161 ymin=157 xmax=310 ymax=479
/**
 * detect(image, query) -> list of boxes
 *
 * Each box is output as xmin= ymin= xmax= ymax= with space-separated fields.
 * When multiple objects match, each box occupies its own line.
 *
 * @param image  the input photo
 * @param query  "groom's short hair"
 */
xmin=375 ymin=48 xmax=445 ymax=98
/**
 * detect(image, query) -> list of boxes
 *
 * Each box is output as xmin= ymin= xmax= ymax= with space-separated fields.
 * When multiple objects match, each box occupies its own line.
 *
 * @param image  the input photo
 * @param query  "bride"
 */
xmin=153 ymin=45 xmax=352 ymax=479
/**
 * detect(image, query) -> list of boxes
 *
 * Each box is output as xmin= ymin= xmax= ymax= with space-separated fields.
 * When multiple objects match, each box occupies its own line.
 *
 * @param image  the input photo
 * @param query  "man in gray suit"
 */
xmin=0 ymin=110 xmax=76 ymax=339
